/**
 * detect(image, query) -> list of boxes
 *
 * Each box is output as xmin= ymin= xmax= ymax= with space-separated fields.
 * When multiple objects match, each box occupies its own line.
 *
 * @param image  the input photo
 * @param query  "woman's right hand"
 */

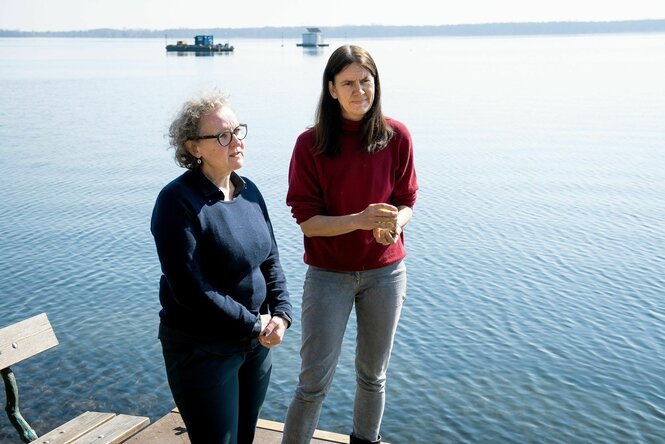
xmin=356 ymin=203 xmax=398 ymax=231
xmin=298 ymin=203 xmax=398 ymax=238
xmin=260 ymin=314 xmax=286 ymax=349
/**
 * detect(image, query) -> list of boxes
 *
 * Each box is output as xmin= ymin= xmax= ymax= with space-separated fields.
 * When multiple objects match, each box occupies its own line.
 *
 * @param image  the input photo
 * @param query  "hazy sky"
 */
xmin=2 ymin=0 xmax=665 ymax=31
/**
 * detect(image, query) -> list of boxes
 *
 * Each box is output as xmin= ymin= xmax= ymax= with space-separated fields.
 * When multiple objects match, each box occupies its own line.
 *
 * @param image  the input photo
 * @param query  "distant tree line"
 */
xmin=1 ymin=20 xmax=664 ymax=38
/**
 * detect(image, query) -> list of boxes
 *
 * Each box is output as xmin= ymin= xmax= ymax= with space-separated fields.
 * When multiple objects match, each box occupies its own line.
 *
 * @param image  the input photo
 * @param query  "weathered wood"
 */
xmin=127 ymin=407 xmax=381 ymax=444
xmin=0 ymin=313 xmax=59 ymax=370
xmin=37 ymin=411 xmax=116 ymax=443
xmin=121 ymin=411 xmax=188 ymax=444
xmin=256 ymin=418 xmax=352 ymax=443
xmin=71 ymin=413 xmax=150 ymax=444
xmin=36 ymin=411 xmax=150 ymax=444
xmin=0 ymin=315 xmax=150 ymax=444
xmin=1 ymin=313 xmax=59 ymax=442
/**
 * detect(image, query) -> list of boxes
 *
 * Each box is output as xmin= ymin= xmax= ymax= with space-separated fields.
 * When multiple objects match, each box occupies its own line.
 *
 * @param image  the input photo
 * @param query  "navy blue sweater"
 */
xmin=151 ymin=169 xmax=291 ymax=348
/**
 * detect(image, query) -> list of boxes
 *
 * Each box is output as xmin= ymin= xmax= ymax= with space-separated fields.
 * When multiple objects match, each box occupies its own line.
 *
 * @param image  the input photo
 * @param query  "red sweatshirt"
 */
xmin=286 ymin=117 xmax=419 ymax=271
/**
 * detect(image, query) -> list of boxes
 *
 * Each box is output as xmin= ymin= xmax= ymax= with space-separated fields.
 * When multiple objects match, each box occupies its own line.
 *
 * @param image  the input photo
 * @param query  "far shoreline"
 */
xmin=2 ymin=19 xmax=665 ymax=39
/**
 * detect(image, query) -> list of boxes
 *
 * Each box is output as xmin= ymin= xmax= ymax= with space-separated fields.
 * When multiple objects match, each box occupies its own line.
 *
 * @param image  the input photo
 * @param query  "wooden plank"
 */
xmin=254 ymin=426 xmax=283 ymax=444
xmin=311 ymin=429 xmax=351 ymax=443
xmin=37 ymin=411 xmax=116 ymax=444
xmin=257 ymin=419 xmax=351 ymax=443
xmin=133 ymin=409 xmax=378 ymax=444
xmin=71 ymin=414 xmax=149 ymax=444
xmin=121 ymin=412 xmax=188 ymax=444
xmin=0 ymin=313 xmax=59 ymax=369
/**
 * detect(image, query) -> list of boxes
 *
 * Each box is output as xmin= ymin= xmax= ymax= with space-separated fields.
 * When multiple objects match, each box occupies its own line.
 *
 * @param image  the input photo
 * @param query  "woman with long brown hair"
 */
xmin=282 ymin=45 xmax=419 ymax=444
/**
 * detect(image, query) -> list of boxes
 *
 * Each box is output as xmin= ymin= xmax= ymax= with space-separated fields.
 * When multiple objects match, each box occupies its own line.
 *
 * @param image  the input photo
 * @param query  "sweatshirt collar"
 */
xmin=192 ymin=169 xmax=246 ymax=198
xmin=341 ymin=117 xmax=363 ymax=133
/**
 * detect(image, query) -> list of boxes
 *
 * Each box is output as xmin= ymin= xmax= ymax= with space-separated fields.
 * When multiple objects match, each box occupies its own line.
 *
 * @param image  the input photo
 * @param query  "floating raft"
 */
xmin=165 ymin=43 xmax=234 ymax=52
xmin=166 ymin=35 xmax=234 ymax=53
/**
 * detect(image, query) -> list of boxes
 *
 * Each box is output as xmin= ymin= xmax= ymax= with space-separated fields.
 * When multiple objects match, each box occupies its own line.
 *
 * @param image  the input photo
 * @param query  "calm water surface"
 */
xmin=0 ymin=35 xmax=664 ymax=443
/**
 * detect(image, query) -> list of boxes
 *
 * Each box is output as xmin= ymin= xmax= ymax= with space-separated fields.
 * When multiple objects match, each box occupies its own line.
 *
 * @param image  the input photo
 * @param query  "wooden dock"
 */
xmin=2 ymin=313 xmax=375 ymax=444
xmin=122 ymin=408 xmax=358 ymax=443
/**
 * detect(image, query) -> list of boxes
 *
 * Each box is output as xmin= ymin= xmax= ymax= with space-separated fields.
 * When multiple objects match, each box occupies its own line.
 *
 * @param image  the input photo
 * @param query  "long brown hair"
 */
xmin=313 ymin=45 xmax=393 ymax=157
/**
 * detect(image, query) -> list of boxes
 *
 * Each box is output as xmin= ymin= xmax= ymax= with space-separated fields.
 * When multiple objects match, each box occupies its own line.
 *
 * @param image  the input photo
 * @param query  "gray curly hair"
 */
xmin=169 ymin=89 xmax=231 ymax=169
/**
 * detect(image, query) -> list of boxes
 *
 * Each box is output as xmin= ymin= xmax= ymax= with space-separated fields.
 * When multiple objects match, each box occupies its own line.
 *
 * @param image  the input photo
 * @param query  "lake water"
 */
xmin=0 ymin=34 xmax=664 ymax=443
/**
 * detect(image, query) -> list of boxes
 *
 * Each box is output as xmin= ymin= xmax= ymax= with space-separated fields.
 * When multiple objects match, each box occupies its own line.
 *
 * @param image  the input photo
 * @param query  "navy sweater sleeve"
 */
xmin=151 ymin=170 xmax=291 ymax=342
xmin=254 ymin=185 xmax=292 ymax=326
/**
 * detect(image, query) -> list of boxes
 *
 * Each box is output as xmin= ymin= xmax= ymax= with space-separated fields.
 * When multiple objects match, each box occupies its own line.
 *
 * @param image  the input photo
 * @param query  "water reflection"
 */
xmin=301 ymin=47 xmax=325 ymax=56
xmin=166 ymin=51 xmax=233 ymax=57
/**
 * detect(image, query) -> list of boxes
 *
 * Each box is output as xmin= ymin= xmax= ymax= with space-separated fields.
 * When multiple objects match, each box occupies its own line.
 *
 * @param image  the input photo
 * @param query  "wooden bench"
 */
xmin=1 ymin=313 xmax=149 ymax=443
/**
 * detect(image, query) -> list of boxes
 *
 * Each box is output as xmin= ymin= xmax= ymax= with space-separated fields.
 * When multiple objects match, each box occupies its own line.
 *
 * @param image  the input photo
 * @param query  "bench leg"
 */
xmin=2 ymin=367 xmax=38 ymax=443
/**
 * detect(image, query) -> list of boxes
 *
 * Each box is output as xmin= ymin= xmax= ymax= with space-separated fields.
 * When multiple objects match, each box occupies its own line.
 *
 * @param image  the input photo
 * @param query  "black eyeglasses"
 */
xmin=191 ymin=124 xmax=248 ymax=147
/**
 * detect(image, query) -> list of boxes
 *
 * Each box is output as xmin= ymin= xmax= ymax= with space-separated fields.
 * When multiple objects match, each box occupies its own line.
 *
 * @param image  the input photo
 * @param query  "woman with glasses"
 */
xmin=282 ymin=45 xmax=419 ymax=444
xmin=151 ymin=89 xmax=292 ymax=443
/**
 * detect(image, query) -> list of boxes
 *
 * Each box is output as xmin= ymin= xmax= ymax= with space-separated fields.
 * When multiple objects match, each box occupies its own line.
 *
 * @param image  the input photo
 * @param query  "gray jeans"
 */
xmin=282 ymin=260 xmax=407 ymax=443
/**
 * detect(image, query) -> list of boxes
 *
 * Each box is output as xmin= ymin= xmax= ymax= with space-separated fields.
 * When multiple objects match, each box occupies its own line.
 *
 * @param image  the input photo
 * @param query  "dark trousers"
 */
xmin=161 ymin=340 xmax=272 ymax=444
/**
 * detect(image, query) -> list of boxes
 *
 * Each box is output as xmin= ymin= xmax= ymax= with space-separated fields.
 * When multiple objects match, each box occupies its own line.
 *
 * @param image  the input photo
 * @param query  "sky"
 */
xmin=2 ymin=0 xmax=665 ymax=31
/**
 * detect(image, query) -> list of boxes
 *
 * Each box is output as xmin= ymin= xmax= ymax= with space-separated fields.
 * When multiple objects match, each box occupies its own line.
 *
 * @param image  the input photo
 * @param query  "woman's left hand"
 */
xmin=373 ymin=224 xmax=401 ymax=246
xmin=259 ymin=316 xmax=288 ymax=348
